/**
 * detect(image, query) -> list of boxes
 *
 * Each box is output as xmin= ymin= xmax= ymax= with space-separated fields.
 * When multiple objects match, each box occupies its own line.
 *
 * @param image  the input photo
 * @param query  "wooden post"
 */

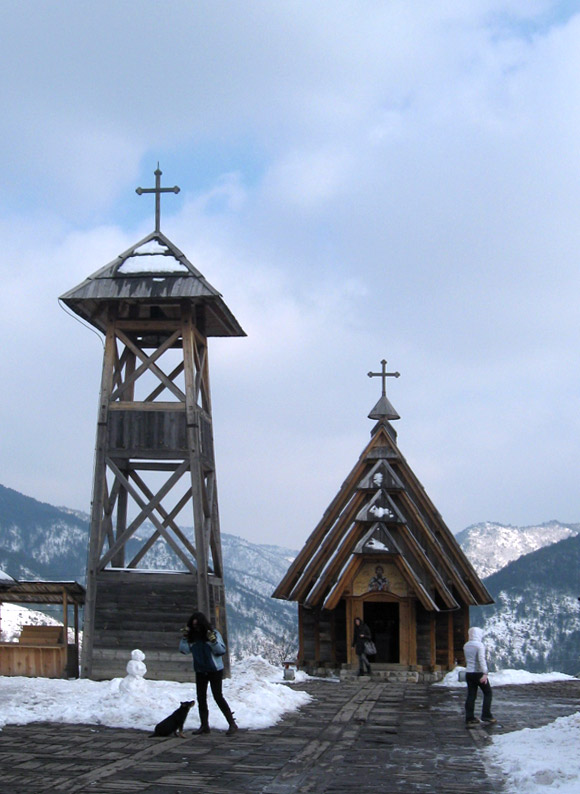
xmin=182 ymin=305 xmax=209 ymax=618
xmin=430 ymin=613 xmax=436 ymax=667
xmin=447 ymin=612 xmax=455 ymax=669
xmin=81 ymin=321 xmax=116 ymax=678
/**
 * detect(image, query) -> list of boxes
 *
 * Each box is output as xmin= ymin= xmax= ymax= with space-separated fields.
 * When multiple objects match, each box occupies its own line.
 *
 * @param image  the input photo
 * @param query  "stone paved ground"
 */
xmin=1 ymin=678 xmax=579 ymax=794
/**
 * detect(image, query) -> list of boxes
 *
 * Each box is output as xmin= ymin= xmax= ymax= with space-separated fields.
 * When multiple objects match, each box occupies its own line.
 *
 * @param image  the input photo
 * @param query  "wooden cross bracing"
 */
xmin=84 ymin=309 xmax=222 ymax=630
xmin=135 ymin=166 xmax=180 ymax=233
xmin=106 ymin=326 xmax=211 ymax=411
xmin=367 ymin=359 xmax=400 ymax=396
xmin=90 ymin=452 xmax=221 ymax=570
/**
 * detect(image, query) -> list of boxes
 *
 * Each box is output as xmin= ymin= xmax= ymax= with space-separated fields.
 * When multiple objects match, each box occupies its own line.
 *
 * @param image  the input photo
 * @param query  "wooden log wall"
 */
xmin=415 ymin=604 xmax=433 ymax=667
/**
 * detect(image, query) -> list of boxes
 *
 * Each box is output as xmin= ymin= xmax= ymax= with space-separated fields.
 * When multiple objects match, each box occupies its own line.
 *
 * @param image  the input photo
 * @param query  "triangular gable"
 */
xmin=358 ymin=460 xmax=405 ymax=491
xmin=355 ymin=491 xmax=405 ymax=524
xmin=115 ymin=234 xmax=193 ymax=276
xmin=354 ymin=523 xmax=401 ymax=554
xmin=364 ymin=444 xmax=399 ymax=461
xmin=322 ymin=553 xmax=439 ymax=612
xmin=273 ymin=419 xmax=493 ymax=610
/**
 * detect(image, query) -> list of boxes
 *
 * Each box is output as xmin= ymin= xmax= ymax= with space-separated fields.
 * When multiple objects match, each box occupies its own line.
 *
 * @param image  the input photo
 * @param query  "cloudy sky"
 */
xmin=1 ymin=1 xmax=579 ymax=549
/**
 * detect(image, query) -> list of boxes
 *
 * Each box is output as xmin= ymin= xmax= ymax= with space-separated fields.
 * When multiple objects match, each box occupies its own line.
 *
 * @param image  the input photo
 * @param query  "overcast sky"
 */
xmin=1 ymin=1 xmax=579 ymax=549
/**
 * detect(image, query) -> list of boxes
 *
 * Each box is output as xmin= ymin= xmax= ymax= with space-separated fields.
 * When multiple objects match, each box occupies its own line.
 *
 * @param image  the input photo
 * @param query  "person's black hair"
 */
xmin=186 ymin=611 xmax=213 ymax=642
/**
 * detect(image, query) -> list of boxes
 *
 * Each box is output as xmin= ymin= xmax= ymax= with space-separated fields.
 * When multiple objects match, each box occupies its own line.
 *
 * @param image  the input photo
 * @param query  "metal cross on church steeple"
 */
xmin=367 ymin=359 xmax=401 ymax=422
xmin=368 ymin=359 xmax=400 ymax=395
xmin=136 ymin=165 xmax=180 ymax=232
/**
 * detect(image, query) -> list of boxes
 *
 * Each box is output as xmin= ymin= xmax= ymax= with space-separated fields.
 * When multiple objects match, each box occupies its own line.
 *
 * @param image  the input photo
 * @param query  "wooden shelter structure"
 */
xmin=60 ymin=168 xmax=245 ymax=680
xmin=0 ymin=580 xmax=85 ymax=678
xmin=273 ymin=360 xmax=493 ymax=680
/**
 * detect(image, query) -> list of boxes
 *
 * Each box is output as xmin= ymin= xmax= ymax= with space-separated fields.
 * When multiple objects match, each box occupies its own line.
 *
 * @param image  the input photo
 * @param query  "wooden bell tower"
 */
xmin=60 ymin=168 xmax=245 ymax=679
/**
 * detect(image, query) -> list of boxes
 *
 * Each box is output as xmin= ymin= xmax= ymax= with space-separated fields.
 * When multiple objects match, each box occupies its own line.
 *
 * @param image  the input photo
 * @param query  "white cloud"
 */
xmin=0 ymin=1 xmax=579 ymax=545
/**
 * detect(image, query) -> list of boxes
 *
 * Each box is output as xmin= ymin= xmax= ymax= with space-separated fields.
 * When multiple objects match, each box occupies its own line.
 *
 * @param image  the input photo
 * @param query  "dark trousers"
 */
xmin=195 ymin=670 xmax=234 ymax=725
xmin=357 ymin=651 xmax=371 ymax=674
xmin=465 ymin=672 xmax=493 ymax=721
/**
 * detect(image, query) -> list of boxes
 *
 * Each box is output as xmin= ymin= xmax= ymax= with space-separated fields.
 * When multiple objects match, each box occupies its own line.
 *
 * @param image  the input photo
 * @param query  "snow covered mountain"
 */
xmin=3 ymin=481 xmax=579 ymax=674
xmin=456 ymin=520 xmax=580 ymax=579
xmin=468 ymin=533 xmax=580 ymax=676
xmin=0 ymin=483 xmax=298 ymax=662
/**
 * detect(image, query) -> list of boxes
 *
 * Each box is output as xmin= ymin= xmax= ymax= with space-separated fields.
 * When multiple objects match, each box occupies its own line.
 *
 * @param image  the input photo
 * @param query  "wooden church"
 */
xmin=273 ymin=361 xmax=493 ymax=680
xmin=60 ymin=168 xmax=244 ymax=680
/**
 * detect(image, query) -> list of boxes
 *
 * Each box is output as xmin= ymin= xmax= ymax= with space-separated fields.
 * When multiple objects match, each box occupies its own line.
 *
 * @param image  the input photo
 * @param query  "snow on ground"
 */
xmin=435 ymin=666 xmax=576 ymax=688
xmin=0 ymin=655 xmax=311 ymax=733
xmin=485 ymin=712 xmax=580 ymax=794
xmin=2 ymin=599 xmax=579 ymax=794
xmin=438 ymin=667 xmax=580 ymax=793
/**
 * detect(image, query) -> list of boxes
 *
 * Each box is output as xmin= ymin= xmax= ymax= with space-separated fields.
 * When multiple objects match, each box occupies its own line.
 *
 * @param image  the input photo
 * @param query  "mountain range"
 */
xmin=1 ymin=482 xmax=579 ymax=673
xmin=456 ymin=520 xmax=580 ymax=578
xmin=0 ymin=483 xmax=298 ymax=662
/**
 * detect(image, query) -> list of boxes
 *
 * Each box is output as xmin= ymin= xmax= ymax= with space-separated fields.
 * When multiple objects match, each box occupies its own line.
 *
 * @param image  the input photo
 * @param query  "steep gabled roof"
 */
xmin=273 ymin=408 xmax=493 ymax=611
xmin=59 ymin=230 xmax=245 ymax=338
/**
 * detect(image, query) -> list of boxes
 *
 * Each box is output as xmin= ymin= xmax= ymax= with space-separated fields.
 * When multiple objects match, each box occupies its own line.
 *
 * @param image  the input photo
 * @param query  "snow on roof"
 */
xmin=116 ymin=239 xmax=191 ymax=274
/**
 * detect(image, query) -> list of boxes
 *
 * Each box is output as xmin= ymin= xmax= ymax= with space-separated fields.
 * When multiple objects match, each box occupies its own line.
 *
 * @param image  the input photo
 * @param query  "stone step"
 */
xmin=339 ymin=669 xmax=442 ymax=683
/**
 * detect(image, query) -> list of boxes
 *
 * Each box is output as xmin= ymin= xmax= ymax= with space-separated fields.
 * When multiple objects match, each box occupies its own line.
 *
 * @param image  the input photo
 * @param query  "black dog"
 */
xmin=150 ymin=700 xmax=196 ymax=738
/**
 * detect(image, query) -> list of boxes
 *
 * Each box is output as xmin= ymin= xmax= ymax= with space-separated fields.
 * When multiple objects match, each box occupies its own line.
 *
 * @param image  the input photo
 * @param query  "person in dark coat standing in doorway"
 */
xmin=352 ymin=616 xmax=372 ymax=676
xmin=179 ymin=611 xmax=238 ymax=736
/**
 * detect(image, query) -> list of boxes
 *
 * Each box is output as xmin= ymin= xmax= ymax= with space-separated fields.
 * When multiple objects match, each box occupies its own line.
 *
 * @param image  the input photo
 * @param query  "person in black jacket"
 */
xmin=352 ymin=616 xmax=372 ymax=676
xmin=179 ymin=611 xmax=238 ymax=736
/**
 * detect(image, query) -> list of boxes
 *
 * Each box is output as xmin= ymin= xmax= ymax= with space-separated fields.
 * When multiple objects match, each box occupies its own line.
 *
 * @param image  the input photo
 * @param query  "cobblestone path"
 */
xmin=1 ymin=679 xmax=579 ymax=793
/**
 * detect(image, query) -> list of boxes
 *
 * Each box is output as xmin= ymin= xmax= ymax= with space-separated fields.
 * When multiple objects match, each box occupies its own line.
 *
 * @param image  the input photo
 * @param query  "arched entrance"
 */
xmin=364 ymin=601 xmax=399 ymax=663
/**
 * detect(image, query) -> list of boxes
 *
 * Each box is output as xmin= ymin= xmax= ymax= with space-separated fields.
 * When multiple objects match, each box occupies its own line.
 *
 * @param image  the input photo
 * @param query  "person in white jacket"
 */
xmin=463 ymin=626 xmax=496 ymax=727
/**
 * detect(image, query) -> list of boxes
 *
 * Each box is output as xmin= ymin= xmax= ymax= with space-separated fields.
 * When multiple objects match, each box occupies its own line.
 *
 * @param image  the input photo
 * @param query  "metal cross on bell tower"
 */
xmin=136 ymin=164 xmax=180 ymax=232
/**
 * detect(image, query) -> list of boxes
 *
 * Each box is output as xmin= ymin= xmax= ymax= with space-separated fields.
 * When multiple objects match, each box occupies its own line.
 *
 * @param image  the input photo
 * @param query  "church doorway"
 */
xmin=364 ymin=601 xmax=399 ymax=663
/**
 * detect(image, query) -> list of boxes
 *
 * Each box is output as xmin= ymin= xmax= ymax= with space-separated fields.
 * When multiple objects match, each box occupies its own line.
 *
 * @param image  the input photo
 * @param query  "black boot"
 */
xmin=226 ymin=719 xmax=238 ymax=736
xmin=222 ymin=707 xmax=238 ymax=736
xmin=193 ymin=707 xmax=210 ymax=735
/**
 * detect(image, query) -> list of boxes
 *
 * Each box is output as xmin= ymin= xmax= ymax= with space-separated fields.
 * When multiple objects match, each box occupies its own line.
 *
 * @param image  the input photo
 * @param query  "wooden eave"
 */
xmin=286 ymin=492 xmax=367 ymax=602
xmin=393 ymin=556 xmax=439 ymax=611
xmin=389 ymin=450 xmax=493 ymax=605
xmin=276 ymin=424 xmax=459 ymax=608
xmin=274 ymin=418 xmax=493 ymax=610
xmin=321 ymin=554 xmax=363 ymax=610
xmin=303 ymin=514 xmax=457 ymax=610
xmin=59 ymin=231 xmax=246 ymax=338
xmin=272 ymin=428 xmax=391 ymax=600
xmin=0 ymin=580 xmax=85 ymax=606
xmin=363 ymin=419 xmax=491 ymax=606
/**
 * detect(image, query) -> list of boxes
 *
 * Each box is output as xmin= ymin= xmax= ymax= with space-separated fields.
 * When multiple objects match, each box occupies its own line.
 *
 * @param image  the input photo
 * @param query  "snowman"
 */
xmin=119 ymin=648 xmax=147 ymax=693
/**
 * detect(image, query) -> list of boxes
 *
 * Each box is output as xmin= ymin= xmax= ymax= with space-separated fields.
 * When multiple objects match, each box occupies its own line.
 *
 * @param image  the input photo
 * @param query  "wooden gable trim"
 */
xmin=303 ymin=521 xmax=366 ymax=606
xmin=322 ymin=555 xmax=363 ymax=611
xmin=302 ymin=508 xmax=455 ymax=610
xmin=272 ymin=427 xmax=392 ymax=600
xmin=287 ymin=491 xmax=366 ymax=602
xmin=367 ymin=426 xmax=490 ymax=605
xmin=393 ymin=556 xmax=439 ymax=611
xmin=390 ymin=449 xmax=493 ymax=604
xmin=395 ymin=489 xmax=477 ymax=605
xmin=372 ymin=427 xmax=492 ymax=605
xmin=391 ymin=520 xmax=458 ymax=608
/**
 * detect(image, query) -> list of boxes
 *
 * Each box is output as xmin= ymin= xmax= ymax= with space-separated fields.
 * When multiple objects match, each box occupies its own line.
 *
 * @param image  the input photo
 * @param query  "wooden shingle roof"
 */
xmin=59 ymin=230 xmax=245 ymax=338
xmin=273 ymin=412 xmax=493 ymax=612
xmin=0 ymin=580 xmax=85 ymax=606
